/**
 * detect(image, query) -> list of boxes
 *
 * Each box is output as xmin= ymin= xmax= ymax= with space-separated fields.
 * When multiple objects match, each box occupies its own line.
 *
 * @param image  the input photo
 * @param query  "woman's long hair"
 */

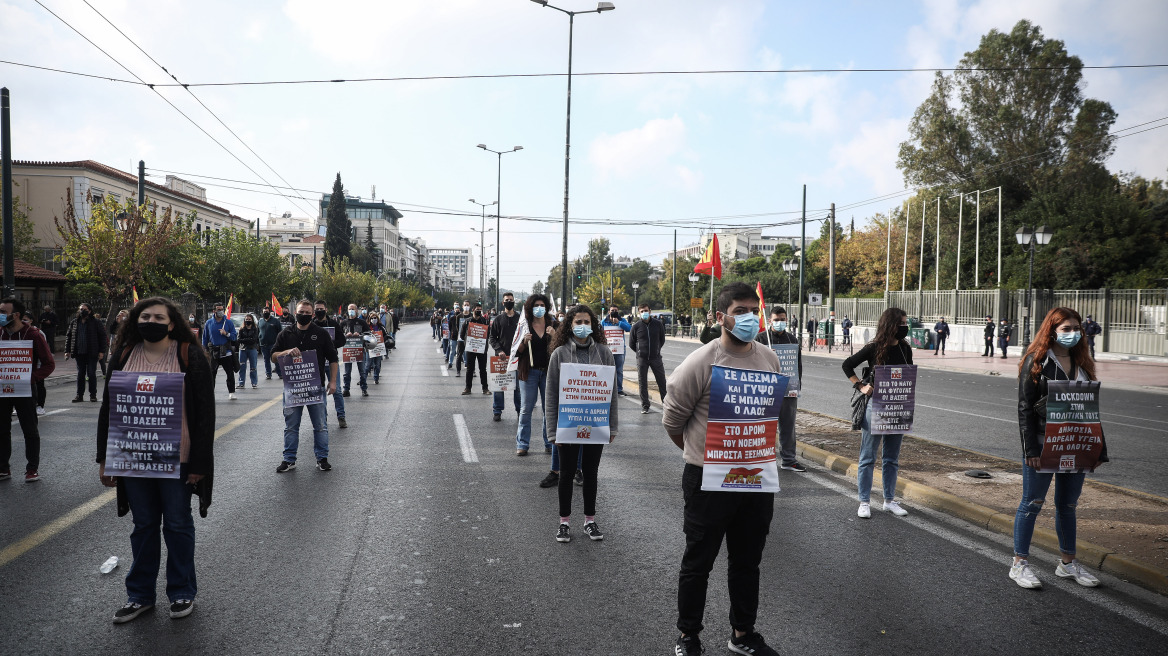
xmin=113 ymin=297 xmax=198 ymax=355
xmin=872 ymin=307 xmax=908 ymax=365
xmin=523 ymin=293 xmax=551 ymax=326
xmin=1021 ymin=306 xmax=1096 ymax=381
xmin=551 ymin=304 xmax=606 ymax=351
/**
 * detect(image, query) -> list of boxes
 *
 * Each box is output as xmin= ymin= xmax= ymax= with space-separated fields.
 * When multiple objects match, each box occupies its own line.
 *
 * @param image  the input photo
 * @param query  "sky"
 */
xmin=2 ymin=0 xmax=1166 ymax=294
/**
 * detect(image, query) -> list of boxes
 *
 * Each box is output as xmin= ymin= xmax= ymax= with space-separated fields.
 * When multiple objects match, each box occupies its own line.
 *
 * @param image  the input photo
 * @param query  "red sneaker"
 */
xmin=25 ymin=470 xmax=39 ymax=482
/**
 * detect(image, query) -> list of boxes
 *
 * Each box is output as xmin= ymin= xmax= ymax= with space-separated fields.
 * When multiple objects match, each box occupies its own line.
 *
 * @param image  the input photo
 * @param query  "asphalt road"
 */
xmin=658 ymin=339 xmax=1168 ymax=498
xmin=1 ymin=325 xmax=1166 ymax=654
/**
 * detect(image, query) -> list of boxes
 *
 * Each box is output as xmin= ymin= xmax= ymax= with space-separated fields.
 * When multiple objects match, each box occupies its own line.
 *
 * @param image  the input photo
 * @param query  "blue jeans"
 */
xmin=442 ymin=337 xmax=450 ymax=356
xmin=613 ymin=353 xmax=625 ymax=392
xmin=368 ymin=356 xmax=382 ymax=382
xmin=261 ymin=344 xmax=275 ymax=378
xmin=238 ymin=348 xmax=258 ymax=386
xmin=123 ymin=471 xmax=196 ymax=605
xmin=448 ymin=341 xmax=461 ymax=367
xmin=1013 ymin=465 xmax=1085 ymax=557
xmin=493 ymin=371 xmax=521 ymax=416
xmin=857 ymin=404 xmax=903 ymax=503
xmin=283 ymin=402 xmax=329 ymax=462
xmin=344 ymin=357 xmax=367 ymax=392
xmin=516 ymin=369 xmax=549 ymax=451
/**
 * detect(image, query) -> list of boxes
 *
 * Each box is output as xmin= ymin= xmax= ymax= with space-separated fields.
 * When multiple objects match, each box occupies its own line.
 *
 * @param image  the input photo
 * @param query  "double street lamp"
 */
xmin=476 ymin=144 xmax=522 ymax=311
xmin=1015 ymin=225 xmax=1053 ymax=349
xmin=530 ymin=0 xmax=616 ymax=310
xmin=631 ymin=281 xmax=640 ymax=309
xmin=782 ymin=257 xmax=800 ymax=307
xmin=469 ymin=199 xmax=496 ymax=298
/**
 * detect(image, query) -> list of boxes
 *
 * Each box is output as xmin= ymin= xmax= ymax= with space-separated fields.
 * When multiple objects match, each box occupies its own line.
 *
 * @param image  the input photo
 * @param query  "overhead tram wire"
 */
xmin=79 ymin=0 xmax=318 ymax=219
xmin=31 ymin=1 xmax=317 ymax=219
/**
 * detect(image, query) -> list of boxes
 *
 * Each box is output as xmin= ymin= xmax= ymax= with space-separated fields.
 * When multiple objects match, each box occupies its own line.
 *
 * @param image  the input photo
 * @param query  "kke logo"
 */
xmin=722 ymin=467 xmax=764 ymax=486
xmin=1 ymin=384 xmax=12 ymax=395
xmin=575 ymin=425 xmax=592 ymax=440
xmin=135 ymin=375 xmax=157 ymax=393
xmin=292 ymin=356 xmax=304 ymax=364
xmin=1059 ymin=455 xmax=1077 ymax=471
xmin=890 ymin=368 xmax=903 ymax=380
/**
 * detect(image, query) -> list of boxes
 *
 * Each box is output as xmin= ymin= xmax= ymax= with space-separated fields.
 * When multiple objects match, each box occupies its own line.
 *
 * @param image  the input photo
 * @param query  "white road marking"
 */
xmin=440 ymin=365 xmax=449 ymax=377
xmin=453 ymin=414 xmax=478 ymax=463
xmin=42 ymin=409 xmax=69 ymax=417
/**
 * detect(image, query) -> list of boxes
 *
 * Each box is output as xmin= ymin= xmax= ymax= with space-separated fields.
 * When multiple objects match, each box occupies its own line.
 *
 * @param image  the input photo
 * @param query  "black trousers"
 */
xmin=637 ymin=355 xmax=667 ymax=410
xmin=983 ymin=336 xmax=995 ymax=356
xmin=557 ymin=443 xmax=603 ymax=517
xmin=75 ymin=353 xmax=100 ymax=397
xmin=0 ymin=397 xmax=40 ymax=472
xmin=465 ymin=351 xmax=488 ymax=390
xmin=934 ymin=335 xmax=947 ymax=354
xmin=210 ymin=354 xmax=237 ymax=393
xmin=677 ymin=463 xmax=773 ymax=636
xmin=35 ymin=379 xmax=46 ymax=408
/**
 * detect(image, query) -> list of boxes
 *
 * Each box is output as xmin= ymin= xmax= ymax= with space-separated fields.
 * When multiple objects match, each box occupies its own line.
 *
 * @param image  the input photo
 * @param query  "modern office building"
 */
xmin=427 ymin=247 xmax=473 ymax=294
xmin=319 ymin=193 xmax=404 ymax=274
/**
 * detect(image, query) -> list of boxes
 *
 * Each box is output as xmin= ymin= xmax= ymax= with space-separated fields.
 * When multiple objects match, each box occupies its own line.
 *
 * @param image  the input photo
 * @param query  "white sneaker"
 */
xmin=228 ymin=393 xmax=237 ymax=400
xmin=1009 ymin=559 xmax=1042 ymax=589
xmin=883 ymin=500 xmax=909 ymax=517
xmin=1055 ymin=559 xmax=1100 ymax=587
xmin=857 ymin=502 xmax=871 ymax=519
xmin=36 ymin=406 xmax=46 ymax=416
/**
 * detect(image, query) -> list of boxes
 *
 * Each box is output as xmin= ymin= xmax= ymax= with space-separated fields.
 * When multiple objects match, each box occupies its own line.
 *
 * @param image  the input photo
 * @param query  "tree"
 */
xmin=55 ymin=190 xmax=191 ymax=305
xmin=486 ymin=277 xmax=499 ymax=309
xmin=0 ymin=182 xmax=42 ymax=263
xmin=532 ymin=280 xmax=545 ymax=296
xmin=363 ymin=217 xmax=381 ymax=275
xmin=324 ymin=173 xmax=351 ymax=264
xmin=586 ymin=237 xmax=613 ymax=270
xmin=576 ymin=271 xmax=630 ymax=309
xmin=316 ymin=258 xmax=377 ymax=309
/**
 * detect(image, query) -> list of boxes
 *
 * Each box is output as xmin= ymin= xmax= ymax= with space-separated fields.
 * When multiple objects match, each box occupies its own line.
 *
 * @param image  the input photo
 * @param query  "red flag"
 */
xmin=271 ymin=293 xmax=284 ymax=316
xmin=132 ymin=286 xmax=139 ymax=304
xmin=693 ymin=233 xmax=722 ymax=280
xmin=225 ymin=294 xmax=234 ymax=320
xmin=756 ymin=281 xmax=767 ymax=333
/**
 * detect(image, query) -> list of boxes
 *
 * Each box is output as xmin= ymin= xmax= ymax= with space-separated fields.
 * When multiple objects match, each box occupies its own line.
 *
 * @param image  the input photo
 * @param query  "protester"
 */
xmin=0 ymin=298 xmax=54 ymax=482
xmin=448 ymin=304 xmax=468 ymax=371
xmin=258 ymin=308 xmax=282 ymax=380
xmin=367 ymin=313 xmax=386 ymax=384
xmin=460 ymin=303 xmax=490 ymax=395
xmin=387 ymin=308 xmax=400 ymax=350
xmin=488 ymin=292 xmax=522 ymax=422
xmin=629 ymin=302 xmax=667 ymax=414
xmin=233 ymin=314 xmax=259 ymax=390
xmin=314 ymin=300 xmax=348 ymax=428
xmin=454 ymin=303 xmax=472 ymax=375
xmin=601 ymin=305 xmax=632 ymax=397
xmin=39 ymin=304 xmax=58 ymax=353
xmin=699 ymin=310 xmax=722 ymax=344
xmin=545 ymin=304 xmax=618 ymax=543
xmin=662 ymin=282 xmax=784 ymax=656
xmin=272 ymin=300 xmax=339 ymax=473
xmin=96 ymin=297 xmax=213 ymax=623
xmin=806 ymin=315 xmax=819 ymax=351
xmin=1011 ymin=306 xmax=1106 ymax=590
xmin=982 ymin=315 xmax=996 ymax=357
xmin=442 ymin=308 xmax=456 ymax=359
xmin=65 ymin=302 xmax=107 ymax=403
xmin=200 ymin=303 xmax=238 ymax=400
xmin=998 ymin=319 xmax=1012 ymax=359
xmin=756 ymin=306 xmax=806 ymax=472
xmin=841 ymin=314 xmax=853 ymax=345
xmin=933 ymin=315 xmax=950 ymax=355
xmin=516 ymin=294 xmax=554 ymax=457
xmin=842 ymin=307 xmax=914 ymax=519
xmin=430 ymin=309 xmax=440 ymax=340
xmin=341 ymin=303 xmax=369 ymax=398
xmin=1083 ymin=314 xmax=1102 ymax=359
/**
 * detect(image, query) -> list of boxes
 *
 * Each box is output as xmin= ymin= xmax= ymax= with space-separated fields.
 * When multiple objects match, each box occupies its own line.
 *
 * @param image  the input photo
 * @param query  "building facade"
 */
xmin=319 ymin=194 xmax=403 ymax=275
xmin=426 ymin=248 xmax=473 ymax=294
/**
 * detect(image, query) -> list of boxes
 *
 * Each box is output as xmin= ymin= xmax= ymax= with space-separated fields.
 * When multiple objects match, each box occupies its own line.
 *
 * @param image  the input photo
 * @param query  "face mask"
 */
xmin=727 ymin=313 xmax=759 ymax=343
xmin=1056 ymin=331 xmax=1081 ymax=348
xmin=348 ymin=310 xmax=356 ymax=318
xmin=263 ymin=313 xmax=270 ymax=319
xmin=557 ymin=316 xmax=565 ymax=322
xmin=360 ymin=310 xmax=367 ymax=316
xmin=896 ymin=325 xmax=909 ymax=340
xmin=296 ymin=313 xmax=313 ymax=326
xmin=474 ymin=310 xmax=482 ymax=317
xmin=640 ymin=312 xmax=650 ymax=321
xmin=533 ymin=307 xmax=546 ymax=318
xmin=572 ymin=324 xmax=592 ymax=339
xmin=371 ymin=317 xmax=378 ymax=324
xmin=80 ymin=309 xmax=91 ymax=318
xmin=503 ymin=301 xmax=515 ymax=311
xmin=189 ymin=317 xmax=196 ymax=324
xmin=773 ymin=321 xmax=787 ymax=332
xmin=462 ymin=306 xmax=469 ymax=312
xmin=245 ymin=321 xmax=253 ymax=326
xmin=316 ymin=309 xmax=326 ymax=318
xmin=138 ymin=322 xmax=170 ymax=343
xmin=215 ymin=311 xmax=224 ymax=318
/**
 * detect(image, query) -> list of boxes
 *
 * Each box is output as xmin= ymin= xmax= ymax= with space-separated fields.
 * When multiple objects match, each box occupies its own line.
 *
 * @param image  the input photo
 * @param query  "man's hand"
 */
xmin=283 ymin=348 xmax=301 ymax=358
xmin=98 ymin=462 xmax=116 ymax=487
xmin=187 ymin=473 xmax=204 ymax=484
xmin=327 ymin=381 xmax=336 ymax=395
xmin=609 ymin=432 xmax=617 ymax=444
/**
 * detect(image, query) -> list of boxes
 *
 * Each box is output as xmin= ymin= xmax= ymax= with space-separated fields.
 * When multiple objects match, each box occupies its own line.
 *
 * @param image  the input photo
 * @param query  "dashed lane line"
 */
xmin=453 ymin=413 xmax=478 ymax=463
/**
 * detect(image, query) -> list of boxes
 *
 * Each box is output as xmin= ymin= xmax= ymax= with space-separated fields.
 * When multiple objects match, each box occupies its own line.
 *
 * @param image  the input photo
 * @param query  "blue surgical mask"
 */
xmin=533 ymin=306 xmax=546 ymax=318
xmin=0 ymin=313 xmax=8 ymax=327
xmin=640 ymin=312 xmax=650 ymax=321
xmin=1055 ymin=331 xmax=1081 ymax=348
xmin=728 ymin=313 xmax=759 ymax=342
xmin=572 ymin=324 xmax=592 ymax=339
xmin=348 ymin=310 xmax=356 ymax=318
xmin=773 ymin=320 xmax=787 ymax=332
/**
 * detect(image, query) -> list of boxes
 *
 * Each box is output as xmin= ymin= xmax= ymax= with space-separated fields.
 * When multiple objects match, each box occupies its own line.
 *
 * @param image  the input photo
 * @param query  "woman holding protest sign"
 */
xmin=516 ymin=294 xmax=555 ymax=457
xmin=96 ymin=297 xmax=215 ymax=624
xmin=841 ymin=307 xmax=914 ymax=520
xmin=367 ymin=313 xmax=386 ymax=384
xmin=1011 ymin=306 xmax=1106 ymax=590
xmin=545 ymin=304 xmax=619 ymax=543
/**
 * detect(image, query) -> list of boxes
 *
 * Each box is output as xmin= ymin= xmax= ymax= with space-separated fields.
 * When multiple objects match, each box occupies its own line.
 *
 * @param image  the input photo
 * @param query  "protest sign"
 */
xmin=342 ymin=337 xmax=365 ymax=363
xmin=368 ymin=333 xmax=387 ymax=358
xmin=769 ymin=343 xmax=800 ymax=398
xmin=278 ymin=350 xmax=324 ymax=408
xmin=554 ymin=362 xmax=615 ymax=444
xmin=324 ymin=326 xmax=335 ymax=341
xmin=1039 ymin=380 xmax=1105 ymax=473
xmin=604 ymin=326 xmax=626 ymax=356
xmin=0 ymin=340 xmax=34 ymax=398
xmin=441 ymin=321 xmax=450 ymax=340
xmin=488 ymin=355 xmax=513 ymax=392
xmin=103 ymin=371 xmax=185 ymax=479
xmin=466 ymin=322 xmax=488 ymax=354
xmin=506 ymin=315 xmax=530 ymax=373
xmin=702 ymin=365 xmax=788 ymax=492
xmin=870 ymin=364 xmax=918 ymax=434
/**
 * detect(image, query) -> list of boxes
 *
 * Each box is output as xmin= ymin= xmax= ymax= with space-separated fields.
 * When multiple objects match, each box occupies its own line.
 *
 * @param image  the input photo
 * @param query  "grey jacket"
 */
xmin=545 ymin=337 xmax=620 ymax=440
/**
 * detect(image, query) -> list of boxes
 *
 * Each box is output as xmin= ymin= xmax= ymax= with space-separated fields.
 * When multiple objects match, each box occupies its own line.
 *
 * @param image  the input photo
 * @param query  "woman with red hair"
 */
xmin=1011 ymin=306 xmax=1108 ymax=590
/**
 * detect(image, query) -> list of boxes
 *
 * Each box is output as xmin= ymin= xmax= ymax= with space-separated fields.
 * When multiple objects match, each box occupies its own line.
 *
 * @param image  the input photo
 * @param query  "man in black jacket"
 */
xmin=341 ymin=303 xmax=369 ymax=397
xmin=982 ymin=315 xmax=995 ymax=357
xmin=314 ymin=300 xmax=348 ymax=428
xmin=39 ymin=305 xmax=58 ymax=353
xmin=756 ymin=306 xmax=805 ymax=472
xmin=272 ymin=300 xmax=339 ymax=473
xmin=806 ymin=316 xmax=819 ymax=351
xmin=65 ymin=302 xmax=107 ymax=402
xmin=998 ymin=319 xmax=1012 ymax=360
xmin=258 ymin=309 xmax=283 ymax=380
xmin=488 ymin=292 xmax=522 ymax=421
xmin=933 ymin=316 xmax=950 ymax=356
xmin=629 ymin=303 xmax=667 ymax=414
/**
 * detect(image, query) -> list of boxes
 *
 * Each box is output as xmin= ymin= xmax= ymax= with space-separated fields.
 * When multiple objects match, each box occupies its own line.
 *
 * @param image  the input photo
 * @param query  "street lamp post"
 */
xmin=530 ymin=0 xmax=616 ymax=311
xmin=469 ymin=199 xmax=496 ymax=296
xmin=631 ymin=281 xmax=640 ymax=309
xmin=688 ymin=272 xmax=699 ymax=336
xmin=783 ymin=257 xmax=800 ymax=307
xmin=477 ymin=144 xmax=523 ymax=311
xmin=1015 ymin=225 xmax=1052 ymax=350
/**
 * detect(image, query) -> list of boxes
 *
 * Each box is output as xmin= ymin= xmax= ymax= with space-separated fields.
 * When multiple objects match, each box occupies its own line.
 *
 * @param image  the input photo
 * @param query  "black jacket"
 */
xmin=841 ymin=339 xmax=914 ymax=380
xmin=258 ymin=317 xmax=283 ymax=347
xmin=314 ymin=316 xmax=345 ymax=350
xmin=237 ymin=326 xmax=259 ymax=349
xmin=488 ymin=311 xmax=521 ymax=355
xmin=65 ymin=315 xmax=108 ymax=357
xmin=1017 ymin=353 xmax=1109 ymax=462
xmin=97 ymin=342 xmax=216 ymax=518
xmin=629 ymin=318 xmax=665 ymax=360
xmin=984 ymin=322 xmax=995 ymax=339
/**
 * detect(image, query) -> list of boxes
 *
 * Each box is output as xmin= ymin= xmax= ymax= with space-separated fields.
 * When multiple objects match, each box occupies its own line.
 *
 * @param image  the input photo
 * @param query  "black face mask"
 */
xmin=895 ymin=325 xmax=909 ymax=340
xmin=503 ymin=301 xmax=515 ymax=311
xmin=80 ymin=309 xmax=91 ymax=318
xmin=296 ymin=313 xmax=314 ymax=326
xmin=474 ymin=310 xmax=482 ymax=317
xmin=245 ymin=321 xmax=254 ymax=326
xmin=263 ymin=313 xmax=270 ymax=319
xmin=315 ymin=309 xmax=326 ymax=319
xmin=138 ymin=322 xmax=170 ymax=343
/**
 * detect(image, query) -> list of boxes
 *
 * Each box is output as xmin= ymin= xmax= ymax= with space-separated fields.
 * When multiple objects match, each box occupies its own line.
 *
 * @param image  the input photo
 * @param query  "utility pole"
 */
xmin=797 ymin=185 xmax=807 ymax=347
xmin=671 ymin=229 xmax=677 ymax=322
xmin=1 ymin=88 xmax=13 ymax=298
xmin=828 ymin=203 xmax=836 ymax=351
xmin=137 ymin=160 xmax=146 ymax=208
